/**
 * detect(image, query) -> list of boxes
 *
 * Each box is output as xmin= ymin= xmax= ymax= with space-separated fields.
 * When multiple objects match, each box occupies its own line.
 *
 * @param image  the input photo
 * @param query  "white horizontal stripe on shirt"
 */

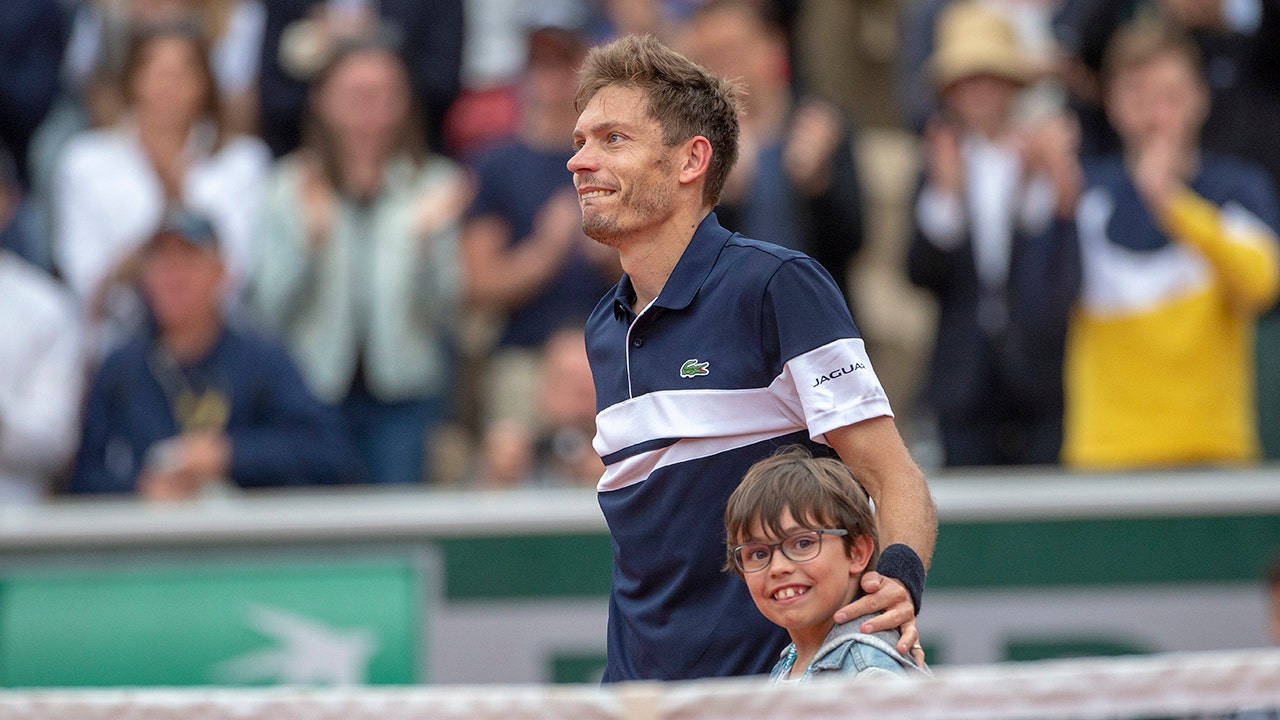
xmin=594 ymin=338 xmax=892 ymax=492
xmin=1077 ymin=188 xmax=1211 ymax=316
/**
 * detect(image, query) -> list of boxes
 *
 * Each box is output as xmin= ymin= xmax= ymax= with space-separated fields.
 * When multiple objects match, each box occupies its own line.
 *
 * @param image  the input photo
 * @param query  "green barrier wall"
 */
xmin=0 ymin=558 xmax=420 ymax=686
xmin=0 ymin=473 xmax=1275 ymax=686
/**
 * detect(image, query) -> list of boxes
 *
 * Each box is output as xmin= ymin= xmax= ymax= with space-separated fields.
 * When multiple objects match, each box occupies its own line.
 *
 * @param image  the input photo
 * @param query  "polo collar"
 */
xmin=609 ymin=212 xmax=731 ymax=321
xmin=657 ymin=211 xmax=731 ymax=310
xmin=609 ymin=275 xmax=638 ymax=321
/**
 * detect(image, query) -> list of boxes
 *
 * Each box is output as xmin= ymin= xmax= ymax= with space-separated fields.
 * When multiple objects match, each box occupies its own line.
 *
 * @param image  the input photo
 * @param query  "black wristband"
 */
xmin=877 ymin=543 xmax=926 ymax=614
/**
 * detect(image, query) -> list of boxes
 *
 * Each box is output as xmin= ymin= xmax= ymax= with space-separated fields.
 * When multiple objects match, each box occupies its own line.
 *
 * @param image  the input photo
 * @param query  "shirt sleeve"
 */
xmin=762 ymin=258 xmax=893 ymax=442
xmin=54 ymin=138 xmax=118 ymax=304
xmin=0 ymin=287 xmax=82 ymax=481
xmin=1163 ymin=185 xmax=1280 ymax=311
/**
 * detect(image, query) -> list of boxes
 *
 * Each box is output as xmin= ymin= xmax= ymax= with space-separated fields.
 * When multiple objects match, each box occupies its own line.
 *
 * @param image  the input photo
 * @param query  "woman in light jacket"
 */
xmin=252 ymin=36 xmax=469 ymax=485
xmin=54 ymin=21 xmax=271 ymax=357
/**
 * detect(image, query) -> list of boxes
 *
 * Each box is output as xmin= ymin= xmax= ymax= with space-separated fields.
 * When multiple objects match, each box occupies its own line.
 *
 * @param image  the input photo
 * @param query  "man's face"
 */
xmin=141 ymin=234 xmax=224 ymax=332
xmin=567 ymin=85 xmax=679 ymax=246
xmin=130 ymin=35 xmax=210 ymax=130
xmin=316 ymin=51 xmax=410 ymax=158
xmin=942 ymin=74 xmax=1020 ymax=137
xmin=1107 ymin=52 xmax=1207 ymax=150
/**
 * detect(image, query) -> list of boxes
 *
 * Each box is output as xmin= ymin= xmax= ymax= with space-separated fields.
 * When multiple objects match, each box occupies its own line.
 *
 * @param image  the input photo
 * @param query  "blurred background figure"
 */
xmin=460 ymin=22 xmax=619 ymax=434
xmin=0 ymin=132 xmax=52 ymax=275
xmin=70 ymin=208 xmax=355 ymax=499
xmin=899 ymin=0 xmax=1064 ymax=136
xmin=28 ymin=0 xmax=265 ymax=269
xmin=0 ymin=0 xmax=67 ymax=196
xmin=1270 ymin=554 xmax=1280 ymax=646
xmin=1054 ymin=0 xmax=1280 ymax=442
xmin=677 ymin=0 xmax=865 ymax=307
xmin=586 ymin=0 xmax=803 ymax=51
xmin=53 ymin=0 xmax=265 ymax=134
xmin=257 ymin=0 xmax=463 ymax=157
xmin=478 ymin=326 xmax=603 ymax=488
xmin=52 ymin=20 xmax=271 ymax=359
xmin=1061 ymin=17 xmax=1279 ymax=469
xmin=251 ymin=38 xmax=469 ymax=486
xmin=0 ymin=147 xmax=83 ymax=503
xmin=907 ymin=1 xmax=1080 ymax=467
xmin=1051 ymin=0 xmax=1275 ymax=160
xmin=444 ymin=0 xmax=583 ymax=161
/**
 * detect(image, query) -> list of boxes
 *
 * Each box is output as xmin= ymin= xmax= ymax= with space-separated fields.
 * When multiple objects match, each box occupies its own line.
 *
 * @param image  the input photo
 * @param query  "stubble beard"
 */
xmin=582 ymin=210 xmax=624 ymax=248
xmin=580 ymin=172 xmax=674 ymax=249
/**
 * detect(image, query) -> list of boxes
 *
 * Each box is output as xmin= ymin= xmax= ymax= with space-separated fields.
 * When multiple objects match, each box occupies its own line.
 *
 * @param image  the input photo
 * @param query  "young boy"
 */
xmin=724 ymin=448 xmax=926 ymax=682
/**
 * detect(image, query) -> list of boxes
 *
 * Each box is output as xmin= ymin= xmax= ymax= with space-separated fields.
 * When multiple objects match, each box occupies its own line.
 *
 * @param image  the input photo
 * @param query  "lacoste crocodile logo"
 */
xmin=680 ymin=358 xmax=710 ymax=378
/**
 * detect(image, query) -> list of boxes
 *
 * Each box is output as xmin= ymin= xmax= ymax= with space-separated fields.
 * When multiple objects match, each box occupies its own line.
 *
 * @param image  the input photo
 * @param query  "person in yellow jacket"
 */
xmin=1062 ymin=18 xmax=1280 ymax=469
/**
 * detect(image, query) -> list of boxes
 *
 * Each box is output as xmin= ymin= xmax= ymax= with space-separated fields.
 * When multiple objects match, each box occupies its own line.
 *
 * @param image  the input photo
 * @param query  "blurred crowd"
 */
xmin=1 ymin=0 xmax=1278 ymax=502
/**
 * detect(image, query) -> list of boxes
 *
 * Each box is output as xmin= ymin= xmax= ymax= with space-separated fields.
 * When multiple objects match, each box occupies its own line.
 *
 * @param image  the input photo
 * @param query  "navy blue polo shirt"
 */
xmin=586 ymin=212 xmax=893 ymax=681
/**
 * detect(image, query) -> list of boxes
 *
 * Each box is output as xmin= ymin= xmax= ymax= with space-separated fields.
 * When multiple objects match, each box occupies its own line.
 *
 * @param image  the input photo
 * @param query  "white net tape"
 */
xmin=2 ymin=648 xmax=1279 ymax=720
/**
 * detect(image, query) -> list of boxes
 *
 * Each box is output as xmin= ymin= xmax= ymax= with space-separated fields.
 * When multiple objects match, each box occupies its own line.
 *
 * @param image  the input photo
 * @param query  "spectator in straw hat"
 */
xmin=907 ymin=0 xmax=1083 ymax=467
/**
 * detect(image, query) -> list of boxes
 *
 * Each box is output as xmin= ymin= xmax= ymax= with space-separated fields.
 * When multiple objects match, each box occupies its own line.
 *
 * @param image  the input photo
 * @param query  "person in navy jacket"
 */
xmin=70 ymin=208 xmax=358 ymax=498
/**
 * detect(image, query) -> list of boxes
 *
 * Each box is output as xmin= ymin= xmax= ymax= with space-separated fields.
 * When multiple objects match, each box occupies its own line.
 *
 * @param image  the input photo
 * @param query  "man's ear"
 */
xmin=677 ymin=136 xmax=713 ymax=187
xmin=847 ymin=534 xmax=875 ymax=577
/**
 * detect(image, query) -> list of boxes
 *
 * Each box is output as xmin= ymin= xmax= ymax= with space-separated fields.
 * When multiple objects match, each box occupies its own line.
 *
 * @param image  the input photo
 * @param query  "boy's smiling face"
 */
xmin=740 ymin=507 xmax=873 ymax=642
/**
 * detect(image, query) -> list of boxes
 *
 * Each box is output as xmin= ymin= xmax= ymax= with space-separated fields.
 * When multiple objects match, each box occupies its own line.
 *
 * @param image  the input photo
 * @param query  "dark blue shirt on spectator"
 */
xmin=0 ymin=0 xmax=66 ymax=187
xmin=468 ymin=139 xmax=616 ymax=349
xmin=70 ymin=326 xmax=359 ymax=494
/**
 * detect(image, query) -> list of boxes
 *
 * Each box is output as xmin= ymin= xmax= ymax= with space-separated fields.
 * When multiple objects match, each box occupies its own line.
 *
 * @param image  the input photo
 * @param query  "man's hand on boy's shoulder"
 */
xmin=833 ymin=571 xmax=925 ymax=665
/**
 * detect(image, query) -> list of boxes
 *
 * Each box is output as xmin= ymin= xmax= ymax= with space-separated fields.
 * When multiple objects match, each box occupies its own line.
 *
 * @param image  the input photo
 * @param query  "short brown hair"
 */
xmin=575 ymin=34 xmax=741 ymax=208
xmin=723 ymin=446 xmax=879 ymax=575
xmin=122 ymin=21 xmax=224 ymax=148
xmin=1101 ymin=16 xmax=1204 ymax=91
xmin=304 ymin=40 xmax=427 ymax=193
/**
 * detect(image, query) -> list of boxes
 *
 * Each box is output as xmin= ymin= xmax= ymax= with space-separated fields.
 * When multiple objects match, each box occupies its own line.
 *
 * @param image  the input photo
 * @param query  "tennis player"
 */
xmin=569 ymin=34 xmax=937 ymax=681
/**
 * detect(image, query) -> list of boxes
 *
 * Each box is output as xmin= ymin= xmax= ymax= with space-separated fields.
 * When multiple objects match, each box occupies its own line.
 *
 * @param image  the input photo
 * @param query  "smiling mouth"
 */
xmin=772 ymin=586 xmax=809 ymax=601
xmin=579 ymin=189 xmax=616 ymax=199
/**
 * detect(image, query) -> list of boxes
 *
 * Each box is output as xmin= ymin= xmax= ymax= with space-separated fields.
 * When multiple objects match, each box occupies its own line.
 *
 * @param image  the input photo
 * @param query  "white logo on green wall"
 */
xmin=0 ymin=559 xmax=418 ymax=687
xmin=213 ymin=605 xmax=377 ymax=685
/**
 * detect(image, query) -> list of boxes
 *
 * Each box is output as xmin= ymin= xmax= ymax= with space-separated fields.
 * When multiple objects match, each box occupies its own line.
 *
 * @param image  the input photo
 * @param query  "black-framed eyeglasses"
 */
xmin=730 ymin=529 xmax=848 ymax=573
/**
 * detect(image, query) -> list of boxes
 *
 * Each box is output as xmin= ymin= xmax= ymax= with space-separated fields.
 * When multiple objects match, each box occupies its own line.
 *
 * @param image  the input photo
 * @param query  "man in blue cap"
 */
xmin=71 ymin=208 xmax=359 ymax=498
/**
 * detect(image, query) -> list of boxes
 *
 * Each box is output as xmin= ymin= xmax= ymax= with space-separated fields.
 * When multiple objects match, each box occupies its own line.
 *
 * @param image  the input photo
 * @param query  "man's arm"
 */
xmin=826 ymin=415 xmax=937 ymax=658
xmin=0 ymin=289 xmax=82 ymax=482
xmin=760 ymin=255 xmax=936 ymax=659
xmin=828 ymin=415 xmax=936 ymax=566
xmin=462 ymin=192 xmax=582 ymax=311
xmin=1161 ymin=188 xmax=1280 ymax=312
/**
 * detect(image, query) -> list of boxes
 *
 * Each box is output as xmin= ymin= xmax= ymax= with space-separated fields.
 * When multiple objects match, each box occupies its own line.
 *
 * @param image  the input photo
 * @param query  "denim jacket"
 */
xmin=769 ymin=613 xmax=929 ymax=682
